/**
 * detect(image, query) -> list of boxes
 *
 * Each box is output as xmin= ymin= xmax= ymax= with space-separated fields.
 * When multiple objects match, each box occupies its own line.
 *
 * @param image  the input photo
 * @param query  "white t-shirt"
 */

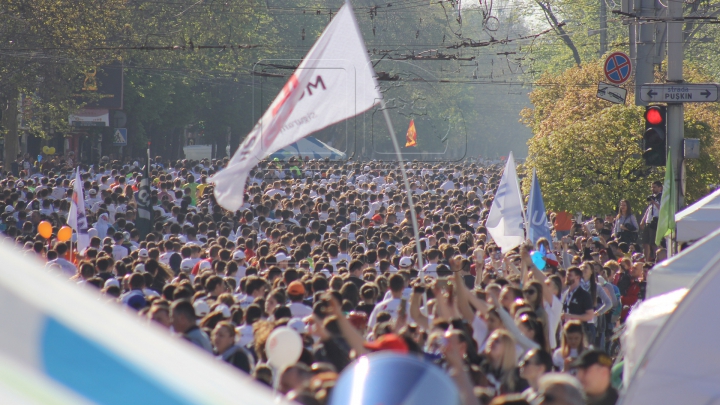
xmin=368 ymin=297 xmax=411 ymax=328
xmin=288 ymin=302 xmax=313 ymax=319
xmin=112 ymin=245 xmax=129 ymax=261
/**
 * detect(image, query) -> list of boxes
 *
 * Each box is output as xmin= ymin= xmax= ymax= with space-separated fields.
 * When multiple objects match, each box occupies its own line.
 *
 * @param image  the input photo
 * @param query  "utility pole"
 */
xmin=667 ymin=0 xmax=684 ymax=209
xmin=599 ymin=0 xmax=608 ymax=56
xmin=634 ymin=0 xmax=656 ymax=107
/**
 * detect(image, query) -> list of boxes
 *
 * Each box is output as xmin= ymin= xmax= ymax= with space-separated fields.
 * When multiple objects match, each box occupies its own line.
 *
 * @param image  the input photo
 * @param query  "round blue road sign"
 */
xmin=604 ymin=52 xmax=632 ymax=85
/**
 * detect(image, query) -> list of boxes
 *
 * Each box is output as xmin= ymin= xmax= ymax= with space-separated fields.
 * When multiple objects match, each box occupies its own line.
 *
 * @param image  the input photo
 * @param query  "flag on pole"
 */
xmin=486 ymin=151 xmax=526 ymax=251
xmin=136 ymin=143 xmax=154 ymax=240
xmin=405 ymin=119 xmax=417 ymax=147
xmin=67 ymin=168 xmax=89 ymax=254
xmin=526 ymin=168 xmax=552 ymax=245
xmin=656 ymin=149 xmax=676 ymax=246
xmin=210 ymin=1 xmax=382 ymax=211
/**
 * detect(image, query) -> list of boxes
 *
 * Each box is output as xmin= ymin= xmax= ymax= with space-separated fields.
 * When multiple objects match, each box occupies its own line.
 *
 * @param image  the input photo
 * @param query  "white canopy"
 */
xmin=621 ymin=288 xmax=687 ymax=388
xmin=620 ymin=248 xmax=720 ymax=405
xmin=0 ymin=240 xmax=284 ymax=405
xmin=646 ymin=227 xmax=720 ymax=298
xmin=675 ymin=187 xmax=720 ymax=242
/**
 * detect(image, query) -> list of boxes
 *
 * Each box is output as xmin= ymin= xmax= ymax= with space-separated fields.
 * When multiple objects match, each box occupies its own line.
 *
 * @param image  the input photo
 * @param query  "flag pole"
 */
xmin=379 ymin=99 xmax=424 ymax=270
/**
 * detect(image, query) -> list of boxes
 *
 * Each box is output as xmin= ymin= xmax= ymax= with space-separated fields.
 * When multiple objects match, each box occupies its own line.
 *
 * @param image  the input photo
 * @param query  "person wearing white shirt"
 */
xmin=368 ymin=274 xmax=410 ymax=328
xmin=287 ymin=281 xmax=313 ymax=318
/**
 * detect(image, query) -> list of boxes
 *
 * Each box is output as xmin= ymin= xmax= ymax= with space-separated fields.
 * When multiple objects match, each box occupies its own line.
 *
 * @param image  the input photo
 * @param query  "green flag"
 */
xmin=656 ymin=149 xmax=676 ymax=246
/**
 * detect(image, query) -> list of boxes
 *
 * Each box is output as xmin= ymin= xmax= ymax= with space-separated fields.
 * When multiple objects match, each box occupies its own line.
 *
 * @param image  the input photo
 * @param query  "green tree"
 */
xmin=521 ymin=60 xmax=720 ymax=215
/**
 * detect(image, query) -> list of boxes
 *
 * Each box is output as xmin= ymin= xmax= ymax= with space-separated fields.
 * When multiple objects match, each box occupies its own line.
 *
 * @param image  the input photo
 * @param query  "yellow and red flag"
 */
xmin=405 ymin=119 xmax=417 ymax=147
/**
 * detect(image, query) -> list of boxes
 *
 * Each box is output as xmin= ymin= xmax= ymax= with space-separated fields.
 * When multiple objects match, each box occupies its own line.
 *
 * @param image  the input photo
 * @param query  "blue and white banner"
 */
xmin=526 ymin=168 xmax=552 ymax=245
xmin=0 ymin=241 xmax=283 ymax=405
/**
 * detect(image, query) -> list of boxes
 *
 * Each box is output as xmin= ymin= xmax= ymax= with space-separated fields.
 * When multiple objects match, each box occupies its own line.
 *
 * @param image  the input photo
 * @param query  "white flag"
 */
xmin=67 ymin=168 xmax=90 ymax=254
xmin=210 ymin=1 xmax=382 ymax=211
xmin=486 ymin=152 xmax=526 ymax=251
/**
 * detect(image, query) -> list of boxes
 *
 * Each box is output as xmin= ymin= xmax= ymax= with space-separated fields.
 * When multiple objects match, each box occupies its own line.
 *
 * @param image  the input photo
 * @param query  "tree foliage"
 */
xmin=521 ymin=60 xmax=720 ymax=215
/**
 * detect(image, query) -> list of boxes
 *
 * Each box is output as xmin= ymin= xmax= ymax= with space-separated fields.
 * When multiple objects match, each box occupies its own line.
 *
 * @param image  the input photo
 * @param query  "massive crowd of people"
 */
xmin=4 ymin=152 xmax=665 ymax=405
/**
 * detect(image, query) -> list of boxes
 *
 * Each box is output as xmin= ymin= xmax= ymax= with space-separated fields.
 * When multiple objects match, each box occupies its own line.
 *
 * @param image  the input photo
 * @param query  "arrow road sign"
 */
xmin=597 ymin=82 xmax=627 ymax=104
xmin=640 ymin=83 xmax=720 ymax=103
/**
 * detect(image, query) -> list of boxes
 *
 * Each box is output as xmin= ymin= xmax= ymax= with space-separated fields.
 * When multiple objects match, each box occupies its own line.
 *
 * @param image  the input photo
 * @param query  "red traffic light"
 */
xmin=645 ymin=106 xmax=664 ymax=125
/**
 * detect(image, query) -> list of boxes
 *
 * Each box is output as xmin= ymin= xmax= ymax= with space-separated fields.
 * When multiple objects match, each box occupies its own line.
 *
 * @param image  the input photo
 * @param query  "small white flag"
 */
xmin=67 ymin=168 xmax=90 ymax=254
xmin=486 ymin=151 xmax=526 ymax=251
xmin=210 ymin=1 xmax=382 ymax=211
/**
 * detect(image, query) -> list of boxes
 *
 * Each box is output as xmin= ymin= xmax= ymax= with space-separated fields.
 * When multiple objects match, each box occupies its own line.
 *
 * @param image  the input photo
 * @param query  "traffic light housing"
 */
xmin=643 ymin=105 xmax=667 ymax=166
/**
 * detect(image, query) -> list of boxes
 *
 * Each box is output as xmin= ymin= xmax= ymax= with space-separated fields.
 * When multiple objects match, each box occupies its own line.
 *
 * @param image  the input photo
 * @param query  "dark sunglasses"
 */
xmin=523 ymin=289 xmax=537 ymax=296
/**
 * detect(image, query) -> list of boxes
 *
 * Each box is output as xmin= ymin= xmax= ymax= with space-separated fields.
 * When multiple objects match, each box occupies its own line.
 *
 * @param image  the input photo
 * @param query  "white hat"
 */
xmin=4 ymin=205 xmax=13 ymax=213
xmin=134 ymin=263 xmax=146 ymax=273
xmin=193 ymin=300 xmax=210 ymax=318
xmin=180 ymin=259 xmax=194 ymax=272
xmin=104 ymin=278 xmax=120 ymax=289
xmin=88 ymin=189 xmax=97 ymax=195
xmin=288 ymin=318 xmax=308 ymax=334
xmin=232 ymin=250 xmax=246 ymax=260
xmin=275 ymin=252 xmax=289 ymax=262
xmin=399 ymin=256 xmax=413 ymax=268
xmin=138 ymin=248 xmax=149 ymax=258
xmin=363 ymin=166 xmax=370 ymax=172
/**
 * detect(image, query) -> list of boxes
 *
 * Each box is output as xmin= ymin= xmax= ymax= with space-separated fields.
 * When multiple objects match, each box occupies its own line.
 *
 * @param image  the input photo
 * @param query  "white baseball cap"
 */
xmin=275 ymin=252 xmax=289 ymax=262
xmin=399 ymin=256 xmax=413 ymax=268
xmin=138 ymin=248 xmax=149 ymax=258
xmin=180 ymin=259 xmax=194 ymax=272
xmin=232 ymin=250 xmax=246 ymax=260
xmin=193 ymin=300 xmax=210 ymax=318
xmin=134 ymin=263 xmax=146 ymax=273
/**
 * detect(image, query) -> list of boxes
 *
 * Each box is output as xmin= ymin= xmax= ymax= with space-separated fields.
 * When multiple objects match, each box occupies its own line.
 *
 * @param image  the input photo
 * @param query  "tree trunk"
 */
xmin=2 ymin=92 xmax=20 ymax=171
xmin=537 ymin=1 xmax=582 ymax=66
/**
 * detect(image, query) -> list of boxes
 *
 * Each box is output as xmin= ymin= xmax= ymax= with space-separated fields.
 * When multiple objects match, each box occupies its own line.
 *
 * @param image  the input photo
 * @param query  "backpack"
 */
xmin=616 ymin=271 xmax=632 ymax=296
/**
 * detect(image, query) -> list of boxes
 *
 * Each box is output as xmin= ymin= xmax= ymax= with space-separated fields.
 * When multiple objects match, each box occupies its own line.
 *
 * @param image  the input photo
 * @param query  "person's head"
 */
xmin=519 ymin=349 xmax=553 ymax=388
xmin=652 ymin=180 xmax=663 ymax=195
xmin=561 ymin=321 xmax=586 ymax=355
xmin=617 ymin=199 xmax=632 ymax=217
xmin=279 ymin=363 xmax=312 ymax=395
xmin=484 ymin=330 xmax=516 ymax=371
xmin=517 ymin=313 xmax=547 ymax=352
xmin=170 ymin=299 xmax=197 ymax=333
xmin=537 ymin=373 xmax=586 ymax=405
xmin=149 ymin=304 xmax=171 ymax=328
xmin=566 ymin=267 xmax=582 ymax=288
xmin=388 ymin=274 xmax=405 ymax=295
xmin=500 ymin=285 xmax=522 ymax=311
xmin=571 ymin=350 xmax=613 ymax=396
xmin=211 ymin=321 xmax=236 ymax=354
xmin=522 ymin=280 xmax=543 ymax=310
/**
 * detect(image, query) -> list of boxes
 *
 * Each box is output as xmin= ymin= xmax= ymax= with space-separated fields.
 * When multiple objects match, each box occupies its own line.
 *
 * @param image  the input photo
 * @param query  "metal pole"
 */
xmin=600 ymin=0 xmax=608 ymax=56
xmin=379 ymin=99 xmax=425 ymax=269
xmin=667 ymin=0 xmax=684 ymax=209
xmin=634 ymin=0 xmax=656 ymax=107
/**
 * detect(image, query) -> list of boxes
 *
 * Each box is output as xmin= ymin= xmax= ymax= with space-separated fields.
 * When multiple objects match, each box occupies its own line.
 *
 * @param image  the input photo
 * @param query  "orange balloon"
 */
xmin=38 ymin=221 xmax=53 ymax=239
xmin=57 ymin=226 xmax=72 ymax=242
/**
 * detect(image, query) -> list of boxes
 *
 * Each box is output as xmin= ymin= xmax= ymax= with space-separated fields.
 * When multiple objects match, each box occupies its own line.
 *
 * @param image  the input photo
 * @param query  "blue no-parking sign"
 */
xmin=604 ymin=52 xmax=632 ymax=85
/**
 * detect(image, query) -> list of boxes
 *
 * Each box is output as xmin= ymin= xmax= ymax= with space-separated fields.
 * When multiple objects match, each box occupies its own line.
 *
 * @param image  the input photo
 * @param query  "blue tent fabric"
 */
xmin=269 ymin=137 xmax=346 ymax=161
